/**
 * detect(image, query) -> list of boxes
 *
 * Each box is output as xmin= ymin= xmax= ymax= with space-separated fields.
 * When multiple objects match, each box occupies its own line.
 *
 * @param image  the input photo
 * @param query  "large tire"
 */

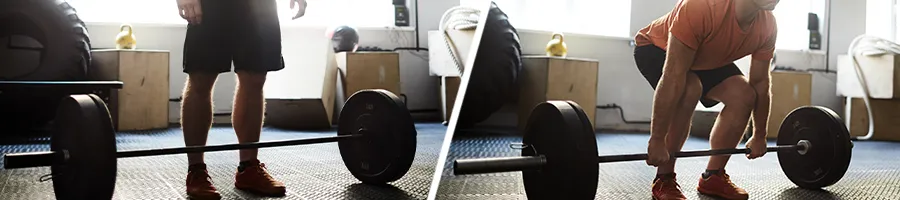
xmin=0 ymin=0 xmax=92 ymax=131
xmin=457 ymin=2 xmax=523 ymax=129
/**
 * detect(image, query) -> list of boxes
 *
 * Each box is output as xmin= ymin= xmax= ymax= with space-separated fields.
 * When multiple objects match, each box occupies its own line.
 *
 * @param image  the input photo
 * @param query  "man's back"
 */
xmin=634 ymin=0 xmax=777 ymax=70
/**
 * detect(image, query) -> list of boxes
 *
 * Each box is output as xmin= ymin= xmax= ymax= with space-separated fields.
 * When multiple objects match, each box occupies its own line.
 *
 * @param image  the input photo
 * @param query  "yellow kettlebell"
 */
xmin=545 ymin=32 xmax=567 ymax=57
xmin=115 ymin=24 xmax=136 ymax=50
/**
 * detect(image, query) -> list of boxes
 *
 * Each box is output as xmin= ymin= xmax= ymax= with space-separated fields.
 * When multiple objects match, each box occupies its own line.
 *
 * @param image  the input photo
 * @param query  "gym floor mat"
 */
xmin=437 ymin=132 xmax=900 ymax=200
xmin=0 ymin=123 xmax=446 ymax=200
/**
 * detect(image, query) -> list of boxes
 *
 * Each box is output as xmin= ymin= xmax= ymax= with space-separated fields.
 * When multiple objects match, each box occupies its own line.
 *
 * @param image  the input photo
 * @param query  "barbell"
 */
xmin=452 ymin=101 xmax=853 ymax=200
xmin=2 ymin=89 xmax=418 ymax=200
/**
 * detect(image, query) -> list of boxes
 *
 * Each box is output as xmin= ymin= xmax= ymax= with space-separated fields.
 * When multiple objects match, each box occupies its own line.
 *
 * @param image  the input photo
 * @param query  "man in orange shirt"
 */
xmin=633 ymin=0 xmax=779 ymax=199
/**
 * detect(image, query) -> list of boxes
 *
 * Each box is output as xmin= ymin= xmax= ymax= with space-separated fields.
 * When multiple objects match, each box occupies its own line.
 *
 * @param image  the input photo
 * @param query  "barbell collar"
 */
xmin=4 ymin=151 xmax=65 ymax=169
xmin=454 ymin=155 xmax=547 ymax=175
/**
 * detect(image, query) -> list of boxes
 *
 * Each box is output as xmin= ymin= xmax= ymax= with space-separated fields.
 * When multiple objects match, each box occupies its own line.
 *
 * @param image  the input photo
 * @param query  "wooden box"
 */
xmin=265 ymin=43 xmax=339 ymax=130
xmin=441 ymin=76 xmax=461 ymax=122
xmin=847 ymin=97 xmax=900 ymax=141
xmin=765 ymin=71 xmax=813 ymax=138
xmin=90 ymin=50 xmax=170 ymax=131
xmin=518 ymin=56 xmax=599 ymax=130
xmin=336 ymin=52 xmax=402 ymax=99
xmin=690 ymin=110 xmax=719 ymax=139
xmin=837 ymin=54 xmax=900 ymax=99
xmin=428 ymin=30 xmax=475 ymax=77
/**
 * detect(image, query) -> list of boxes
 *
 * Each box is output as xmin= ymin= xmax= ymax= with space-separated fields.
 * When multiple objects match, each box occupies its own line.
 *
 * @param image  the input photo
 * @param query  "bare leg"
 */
xmin=233 ymin=71 xmax=267 ymax=162
xmin=182 ymin=73 xmax=220 ymax=165
xmin=657 ymin=72 xmax=702 ymax=175
xmin=704 ymin=76 xmax=756 ymax=170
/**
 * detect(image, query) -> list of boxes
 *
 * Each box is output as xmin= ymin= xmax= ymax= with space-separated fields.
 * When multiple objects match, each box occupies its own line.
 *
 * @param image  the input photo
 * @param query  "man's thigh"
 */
xmin=704 ymin=75 xmax=756 ymax=108
xmin=692 ymin=63 xmax=746 ymax=108
xmin=232 ymin=0 xmax=284 ymax=73
xmin=182 ymin=0 xmax=238 ymax=74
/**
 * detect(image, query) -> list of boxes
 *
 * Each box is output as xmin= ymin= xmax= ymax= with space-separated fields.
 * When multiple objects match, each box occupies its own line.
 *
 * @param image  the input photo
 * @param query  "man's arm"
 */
xmin=650 ymin=34 xmax=697 ymax=141
xmin=748 ymin=58 xmax=772 ymax=139
xmin=749 ymin=24 xmax=776 ymax=139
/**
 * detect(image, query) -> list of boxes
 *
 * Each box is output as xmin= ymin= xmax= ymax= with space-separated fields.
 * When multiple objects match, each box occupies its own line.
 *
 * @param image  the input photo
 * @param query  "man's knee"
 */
xmin=184 ymin=73 xmax=219 ymax=97
xmin=236 ymin=71 xmax=267 ymax=88
xmin=683 ymin=73 xmax=703 ymax=104
xmin=726 ymin=83 xmax=756 ymax=110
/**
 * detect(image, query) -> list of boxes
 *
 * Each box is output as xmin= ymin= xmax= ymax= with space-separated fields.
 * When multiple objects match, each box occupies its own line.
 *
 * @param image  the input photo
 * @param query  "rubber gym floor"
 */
xmin=437 ymin=131 xmax=900 ymax=200
xmin=0 ymin=123 xmax=446 ymax=200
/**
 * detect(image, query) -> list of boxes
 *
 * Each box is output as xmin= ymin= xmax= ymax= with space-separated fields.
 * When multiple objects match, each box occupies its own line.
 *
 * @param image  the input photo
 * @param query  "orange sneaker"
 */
xmin=234 ymin=159 xmax=286 ymax=196
xmin=186 ymin=164 xmax=222 ymax=200
xmin=697 ymin=170 xmax=749 ymax=200
xmin=651 ymin=173 xmax=687 ymax=200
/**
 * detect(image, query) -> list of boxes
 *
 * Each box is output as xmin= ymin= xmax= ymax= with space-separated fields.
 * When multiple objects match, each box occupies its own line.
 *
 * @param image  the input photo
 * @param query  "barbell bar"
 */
xmin=450 ymin=100 xmax=853 ymax=200
xmin=1 ymin=89 xmax=418 ymax=200
xmin=454 ymin=141 xmax=810 ymax=175
xmin=5 ymin=134 xmax=363 ymax=169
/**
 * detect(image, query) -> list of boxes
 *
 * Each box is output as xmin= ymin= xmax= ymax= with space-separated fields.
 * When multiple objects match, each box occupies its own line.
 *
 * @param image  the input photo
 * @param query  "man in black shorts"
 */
xmin=176 ymin=0 xmax=306 ymax=199
xmin=632 ymin=0 xmax=779 ymax=199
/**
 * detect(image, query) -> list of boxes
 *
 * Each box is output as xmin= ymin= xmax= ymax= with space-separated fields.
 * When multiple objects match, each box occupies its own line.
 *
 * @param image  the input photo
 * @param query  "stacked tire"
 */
xmin=0 ymin=0 xmax=92 ymax=132
xmin=456 ymin=2 xmax=523 ymax=129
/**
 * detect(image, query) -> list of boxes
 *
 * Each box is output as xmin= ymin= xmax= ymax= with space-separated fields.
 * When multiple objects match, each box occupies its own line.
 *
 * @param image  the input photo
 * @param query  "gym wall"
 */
xmin=77 ymin=0 xmax=867 ymax=131
xmin=477 ymin=0 xmax=864 ymax=132
xmin=79 ymin=0 xmax=459 ymax=124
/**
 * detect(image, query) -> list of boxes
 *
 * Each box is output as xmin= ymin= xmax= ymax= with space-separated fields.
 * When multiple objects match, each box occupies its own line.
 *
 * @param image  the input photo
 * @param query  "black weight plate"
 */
xmin=51 ymin=94 xmax=117 ymax=199
xmin=522 ymin=101 xmax=598 ymax=200
xmin=777 ymin=106 xmax=852 ymax=189
xmin=338 ymin=89 xmax=417 ymax=184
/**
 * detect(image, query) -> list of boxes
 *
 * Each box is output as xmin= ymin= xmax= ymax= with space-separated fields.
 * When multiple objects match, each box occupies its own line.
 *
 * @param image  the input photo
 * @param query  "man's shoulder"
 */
xmin=681 ymin=0 xmax=726 ymax=11
xmin=759 ymin=11 xmax=778 ymax=34
xmin=678 ymin=0 xmax=730 ymax=21
xmin=681 ymin=0 xmax=713 ymax=11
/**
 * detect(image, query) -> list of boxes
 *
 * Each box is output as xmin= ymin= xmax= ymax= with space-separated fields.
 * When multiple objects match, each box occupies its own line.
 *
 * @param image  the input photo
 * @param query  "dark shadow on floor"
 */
xmin=340 ymin=183 xmax=417 ymax=199
xmin=777 ymin=187 xmax=840 ymax=200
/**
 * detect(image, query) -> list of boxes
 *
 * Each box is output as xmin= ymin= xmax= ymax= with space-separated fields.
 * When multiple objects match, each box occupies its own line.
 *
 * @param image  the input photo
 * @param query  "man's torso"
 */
xmin=634 ymin=0 xmax=776 ymax=70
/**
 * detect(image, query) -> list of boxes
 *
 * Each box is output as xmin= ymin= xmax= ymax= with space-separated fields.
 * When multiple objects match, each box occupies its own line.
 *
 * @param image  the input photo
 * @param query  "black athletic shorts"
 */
xmin=633 ymin=45 xmax=744 ymax=108
xmin=183 ymin=0 xmax=284 ymax=74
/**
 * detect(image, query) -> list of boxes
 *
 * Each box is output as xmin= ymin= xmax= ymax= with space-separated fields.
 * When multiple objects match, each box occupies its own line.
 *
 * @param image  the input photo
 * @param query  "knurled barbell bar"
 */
xmin=451 ymin=101 xmax=853 ymax=200
xmin=2 ymin=89 xmax=418 ymax=200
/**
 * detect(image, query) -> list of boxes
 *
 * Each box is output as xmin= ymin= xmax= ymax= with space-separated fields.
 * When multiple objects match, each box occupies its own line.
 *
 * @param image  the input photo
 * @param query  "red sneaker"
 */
xmin=697 ymin=170 xmax=749 ymax=200
xmin=651 ymin=174 xmax=687 ymax=200
xmin=234 ymin=160 xmax=287 ymax=196
xmin=186 ymin=164 xmax=221 ymax=200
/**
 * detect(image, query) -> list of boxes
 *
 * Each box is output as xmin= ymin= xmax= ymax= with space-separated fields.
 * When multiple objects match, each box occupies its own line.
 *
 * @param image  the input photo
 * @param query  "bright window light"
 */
xmin=866 ymin=0 xmax=897 ymax=41
xmin=772 ymin=0 xmax=825 ymax=51
xmin=64 ymin=0 xmax=396 ymax=27
xmin=490 ymin=0 xmax=633 ymax=38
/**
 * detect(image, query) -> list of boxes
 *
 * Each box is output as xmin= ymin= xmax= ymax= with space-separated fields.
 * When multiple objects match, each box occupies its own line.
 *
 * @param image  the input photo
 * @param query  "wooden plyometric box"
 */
xmin=442 ymin=76 xmax=461 ymax=122
xmin=837 ymin=54 xmax=900 ymax=99
xmin=336 ymin=52 xmax=402 ymax=100
xmin=847 ymin=97 xmax=900 ymax=141
xmin=265 ymin=42 xmax=340 ymax=130
xmin=265 ymin=64 xmax=338 ymax=130
xmin=765 ymin=71 xmax=813 ymax=138
xmin=90 ymin=49 xmax=170 ymax=131
xmin=428 ymin=30 xmax=475 ymax=77
xmin=690 ymin=110 xmax=719 ymax=139
xmin=518 ymin=56 xmax=599 ymax=130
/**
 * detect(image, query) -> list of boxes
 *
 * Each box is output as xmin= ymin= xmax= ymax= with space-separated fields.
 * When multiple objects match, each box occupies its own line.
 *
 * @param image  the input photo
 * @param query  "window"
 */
xmin=866 ymin=0 xmax=898 ymax=41
xmin=772 ymin=0 xmax=826 ymax=50
xmin=490 ymin=0 xmax=632 ymax=38
xmin=65 ymin=0 xmax=395 ymax=27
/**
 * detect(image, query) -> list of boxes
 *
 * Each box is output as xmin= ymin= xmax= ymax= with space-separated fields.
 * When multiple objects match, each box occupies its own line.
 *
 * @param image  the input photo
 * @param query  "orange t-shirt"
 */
xmin=634 ymin=0 xmax=777 ymax=70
